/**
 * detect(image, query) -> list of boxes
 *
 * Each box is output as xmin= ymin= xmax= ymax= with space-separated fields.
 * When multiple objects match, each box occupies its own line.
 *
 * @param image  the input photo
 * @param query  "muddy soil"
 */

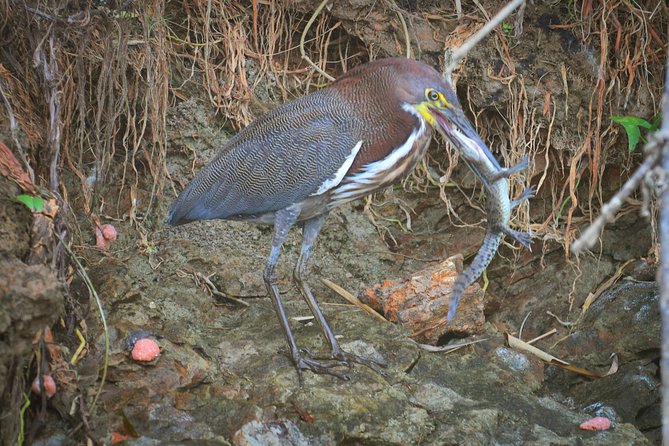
xmin=32 ymin=178 xmax=653 ymax=444
xmin=20 ymin=95 xmax=656 ymax=444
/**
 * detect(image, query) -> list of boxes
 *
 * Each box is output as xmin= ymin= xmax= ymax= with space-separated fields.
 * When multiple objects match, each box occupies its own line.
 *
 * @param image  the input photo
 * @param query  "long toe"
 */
xmin=300 ymin=348 xmax=387 ymax=377
xmin=295 ymin=355 xmax=351 ymax=381
xmin=301 ymin=347 xmax=350 ymax=368
xmin=331 ymin=350 xmax=387 ymax=377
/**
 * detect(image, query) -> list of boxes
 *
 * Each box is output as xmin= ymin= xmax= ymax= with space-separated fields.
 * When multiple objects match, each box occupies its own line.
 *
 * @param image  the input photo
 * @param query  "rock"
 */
xmin=360 ymin=256 xmax=484 ymax=344
xmin=0 ymin=259 xmax=64 ymax=444
xmin=546 ymin=280 xmax=660 ymax=443
xmin=233 ymin=420 xmax=312 ymax=446
xmin=88 ymin=286 xmax=650 ymax=444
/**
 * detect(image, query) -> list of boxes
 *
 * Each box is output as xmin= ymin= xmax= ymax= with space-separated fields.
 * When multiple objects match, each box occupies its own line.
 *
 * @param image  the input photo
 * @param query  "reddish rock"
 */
xmin=360 ymin=255 xmax=485 ymax=344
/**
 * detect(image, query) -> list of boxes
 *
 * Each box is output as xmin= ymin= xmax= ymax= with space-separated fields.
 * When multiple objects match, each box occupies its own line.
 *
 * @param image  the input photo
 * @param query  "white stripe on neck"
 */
xmin=334 ymin=104 xmax=426 ymax=196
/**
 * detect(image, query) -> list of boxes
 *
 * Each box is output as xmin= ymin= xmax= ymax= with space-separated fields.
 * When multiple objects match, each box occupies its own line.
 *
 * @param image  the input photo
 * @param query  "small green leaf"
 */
xmin=650 ymin=113 xmax=662 ymax=131
xmin=624 ymin=125 xmax=641 ymax=152
xmin=16 ymin=194 xmax=44 ymax=213
xmin=611 ymin=115 xmax=652 ymax=128
xmin=611 ymin=115 xmax=652 ymax=152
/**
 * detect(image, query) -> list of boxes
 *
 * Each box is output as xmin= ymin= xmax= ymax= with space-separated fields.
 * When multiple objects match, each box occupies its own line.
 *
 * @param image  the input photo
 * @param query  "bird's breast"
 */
xmin=327 ymin=122 xmax=432 ymax=208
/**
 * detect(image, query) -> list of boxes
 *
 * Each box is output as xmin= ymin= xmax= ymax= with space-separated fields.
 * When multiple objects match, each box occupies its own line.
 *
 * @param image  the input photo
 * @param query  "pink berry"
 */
xmin=95 ymin=227 xmax=107 ymax=249
xmin=579 ymin=416 xmax=611 ymax=431
xmin=95 ymin=224 xmax=118 ymax=250
xmin=101 ymin=224 xmax=117 ymax=241
xmin=131 ymin=338 xmax=160 ymax=362
xmin=31 ymin=375 xmax=56 ymax=398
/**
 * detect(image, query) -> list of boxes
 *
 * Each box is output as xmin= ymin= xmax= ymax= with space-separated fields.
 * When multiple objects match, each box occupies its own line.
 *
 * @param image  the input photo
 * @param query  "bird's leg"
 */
xmin=264 ymin=208 xmax=349 ymax=382
xmin=294 ymin=214 xmax=386 ymax=376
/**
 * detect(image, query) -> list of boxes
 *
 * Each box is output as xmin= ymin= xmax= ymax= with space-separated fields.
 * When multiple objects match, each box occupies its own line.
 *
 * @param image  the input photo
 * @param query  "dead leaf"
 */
xmin=505 ymin=333 xmax=618 ymax=378
xmin=0 ymin=141 xmax=36 ymax=193
xmin=580 ymin=259 xmax=634 ymax=317
xmin=321 ymin=278 xmax=387 ymax=322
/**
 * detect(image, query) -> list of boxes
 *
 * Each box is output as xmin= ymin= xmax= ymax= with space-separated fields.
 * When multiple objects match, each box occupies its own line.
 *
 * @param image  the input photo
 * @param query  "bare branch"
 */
xmin=571 ymin=148 xmax=660 ymax=254
xmin=445 ymin=0 xmax=525 ymax=79
xmin=659 ymin=50 xmax=669 ymax=446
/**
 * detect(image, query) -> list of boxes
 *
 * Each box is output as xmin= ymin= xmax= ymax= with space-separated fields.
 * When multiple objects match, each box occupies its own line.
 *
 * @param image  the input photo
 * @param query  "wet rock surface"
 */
xmin=58 ymin=203 xmax=651 ymax=445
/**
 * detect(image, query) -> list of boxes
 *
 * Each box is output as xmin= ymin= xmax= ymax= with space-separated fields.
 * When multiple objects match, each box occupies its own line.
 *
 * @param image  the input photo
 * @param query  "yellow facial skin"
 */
xmin=415 ymin=88 xmax=450 ymax=127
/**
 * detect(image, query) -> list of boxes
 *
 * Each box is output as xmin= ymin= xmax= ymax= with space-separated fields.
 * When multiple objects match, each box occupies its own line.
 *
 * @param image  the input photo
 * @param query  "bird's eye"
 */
xmin=427 ymin=89 xmax=440 ymax=102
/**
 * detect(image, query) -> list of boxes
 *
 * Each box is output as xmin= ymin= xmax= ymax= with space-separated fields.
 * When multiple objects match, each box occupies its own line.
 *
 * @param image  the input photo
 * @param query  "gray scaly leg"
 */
xmin=294 ymin=214 xmax=386 ymax=377
xmin=263 ymin=207 xmax=348 ymax=381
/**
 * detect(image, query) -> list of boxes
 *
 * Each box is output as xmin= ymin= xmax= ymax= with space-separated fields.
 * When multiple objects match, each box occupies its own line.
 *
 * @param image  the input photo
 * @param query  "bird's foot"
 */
xmin=302 ymin=347 xmax=387 ymax=377
xmin=293 ymin=351 xmax=352 ymax=382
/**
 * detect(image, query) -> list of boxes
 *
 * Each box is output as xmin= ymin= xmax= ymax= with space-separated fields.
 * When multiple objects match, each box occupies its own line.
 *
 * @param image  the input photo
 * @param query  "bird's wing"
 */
xmin=167 ymin=90 xmax=363 ymax=224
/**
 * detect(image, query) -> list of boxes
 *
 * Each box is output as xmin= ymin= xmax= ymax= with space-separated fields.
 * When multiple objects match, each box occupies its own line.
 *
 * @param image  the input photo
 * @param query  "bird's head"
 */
xmin=386 ymin=58 xmax=502 ymax=184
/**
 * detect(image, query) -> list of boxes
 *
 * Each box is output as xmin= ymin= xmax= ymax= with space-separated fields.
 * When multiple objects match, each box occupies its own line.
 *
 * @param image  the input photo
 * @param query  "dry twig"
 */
xmin=299 ymin=0 xmax=335 ymax=82
xmin=193 ymin=271 xmax=250 ymax=307
xmin=444 ymin=0 xmax=525 ymax=79
xmin=572 ymin=133 xmax=664 ymax=254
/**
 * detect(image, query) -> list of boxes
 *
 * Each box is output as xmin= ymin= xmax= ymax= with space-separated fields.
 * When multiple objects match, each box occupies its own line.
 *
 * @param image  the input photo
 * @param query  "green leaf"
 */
xmin=611 ymin=115 xmax=651 ymax=152
xmin=611 ymin=115 xmax=652 ymax=128
xmin=16 ymin=194 xmax=44 ymax=213
xmin=624 ymin=125 xmax=641 ymax=152
xmin=650 ymin=113 xmax=662 ymax=131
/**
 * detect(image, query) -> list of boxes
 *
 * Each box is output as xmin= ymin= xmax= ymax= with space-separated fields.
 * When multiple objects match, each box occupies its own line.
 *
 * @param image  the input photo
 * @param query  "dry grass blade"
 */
xmin=386 ymin=0 xmax=411 ymax=58
xmin=299 ymin=0 xmax=335 ymax=82
xmin=546 ymin=311 xmax=574 ymax=328
xmin=321 ymin=278 xmax=387 ymax=322
xmin=505 ymin=333 xmax=618 ymax=378
xmin=414 ymin=337 xmax=489 ymax=353
xmin=194 ymin=272 xmax=250 ymax=307
xmin=579 ymin=259 xmax=635 ymax=317
xmin=526 ymin=328 xmax=557 ymax=345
